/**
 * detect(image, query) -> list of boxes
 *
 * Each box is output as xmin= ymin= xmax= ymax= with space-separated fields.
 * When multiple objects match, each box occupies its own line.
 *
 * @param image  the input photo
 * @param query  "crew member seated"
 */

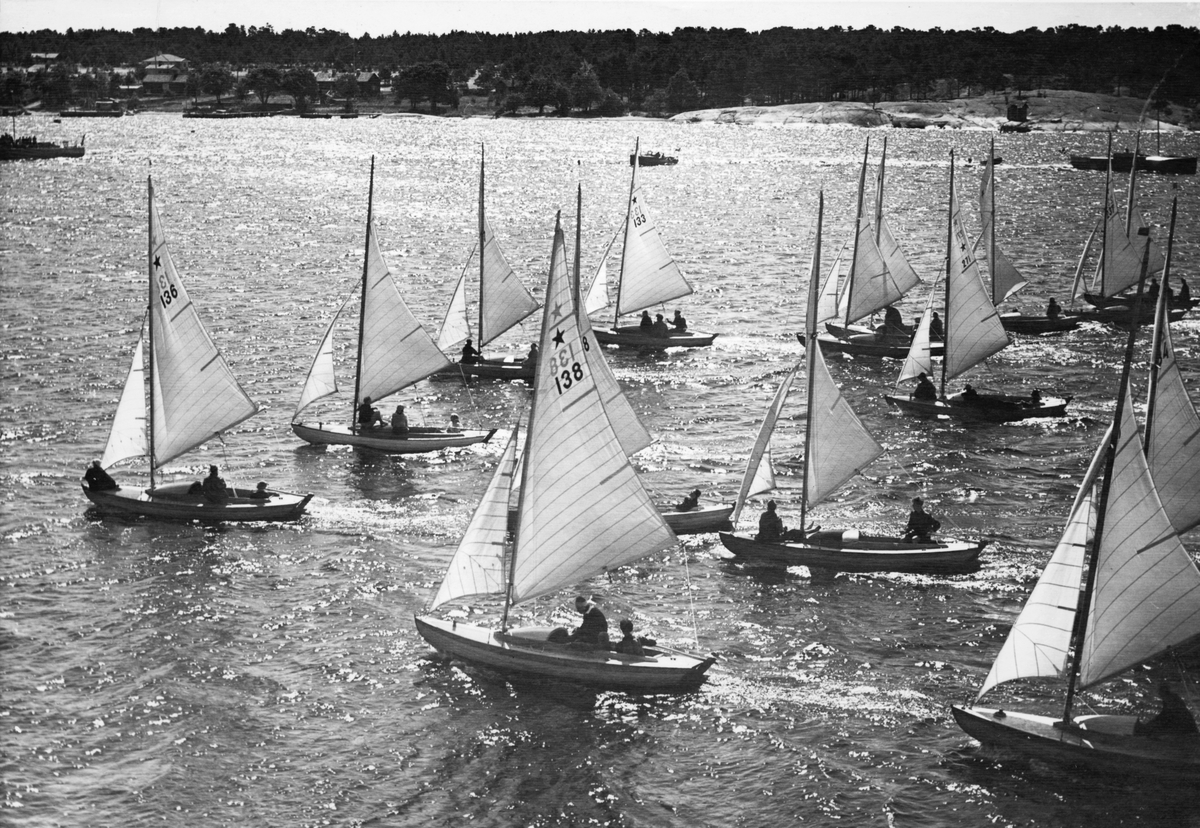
xmin=461 ymin=339 xmax=482 ymax=365
xmin=639 ymin=311 xmax=653 ymax=332
xmin=672 ymin=310 xmax=688 ymax=332
xmin=1047 ymin=297 xmax=1062 ymax=320
xmin=676 ymin=488 xmax=701 ymax=511
xmin=913 ymin=373 xmax=938 ymax=402
xmin=358 ymin=396 xmax=382 ymax=429
xmin=83 ymin=459 xmax=119 ymax=491
xmin=903 ymin=497 xmax=940 ymax=543
xmin=567 ymin=596 xmax=609 ymax=649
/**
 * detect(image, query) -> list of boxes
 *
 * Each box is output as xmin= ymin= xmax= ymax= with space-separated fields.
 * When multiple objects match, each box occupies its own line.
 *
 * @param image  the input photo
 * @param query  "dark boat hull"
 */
xmin=803 ymin=332 xmax=944 ymax=360
xmin=292 ymin=422 xmax=496 ymax=453
xmin=594 ymin=325 xmax=717 ymax=348
xmin=884 ymin=391 xmax=1071 ymax=422
xmin=1069 ymin=152 xmax=1197 ymax=174
xmin=718 ymin=531 xmax=984 ymax=574
xmin=435 ymin=358 xmax=534 ymax=381
xmin=83 ymin=481 xmax=311 ymax=522
xmin=999 ymin=312 xmax=1080 ymax=334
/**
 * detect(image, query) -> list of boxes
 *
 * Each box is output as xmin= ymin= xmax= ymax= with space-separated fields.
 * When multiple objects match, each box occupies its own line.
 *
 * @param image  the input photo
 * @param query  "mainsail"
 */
xmin=431 ymin=428 xmax=519 ymax=609
xmin=1079 ymin=387 xmax=1200 ymax=689
xmin=614 ymin=140 xmax=693 ymax=320
xmin=148 ymin=177 xmax=258 ymax=468
xmin=1146 ymin=309 xmax=1200 ymax=533
xmin=511 ymin=216 xmax=675 ymax=604
xmin=731 ymin=364 xmax=799 ymax=526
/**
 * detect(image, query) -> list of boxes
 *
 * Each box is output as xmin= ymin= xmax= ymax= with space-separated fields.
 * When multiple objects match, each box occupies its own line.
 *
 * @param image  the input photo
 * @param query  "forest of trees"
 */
xmin=2 ymin=23 xmax=1198 ymax=114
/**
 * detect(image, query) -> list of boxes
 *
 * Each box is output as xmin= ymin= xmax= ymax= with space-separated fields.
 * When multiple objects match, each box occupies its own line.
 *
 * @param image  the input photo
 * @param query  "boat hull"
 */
xmin=593 ymin=325 xmax=716 ymax=348
xmin=718 ymin=531 xmax=984 ymax=574
xmin=804 ymin=332 xmax=944 ymax=360
xmin=630 ymin=153 xmax=678 ymax=166
xmin=0 ymin=144 xmax=85 ymax=160
xmin=884 ymin=392 xmax=1071 ymax=422
xmin=1069 ymin=153 xmax=1197 ymax=175
xmin=292 ymin=422 xmax=496 ymax=453
xmin=952 ymin=706 xmax=1200 ymax=778
xmin=999 ymin=312 xmax=1080 ymax=334
xmin=434 ymin=358 xmax=534 ymax=381
xmin=82 ymin=482 xmax=311 ymax=522
xmin=414 ymin=616 xmax=716 ymax=693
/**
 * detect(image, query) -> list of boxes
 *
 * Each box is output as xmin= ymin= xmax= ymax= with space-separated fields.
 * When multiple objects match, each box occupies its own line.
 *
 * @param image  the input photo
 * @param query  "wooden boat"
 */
xmin=629 ymin=150 xmax=677 ymax=166
xmin=721 ymin=192 xmax=985 ymax=574
xmin=814 ymin=138 xmax=926 ymax=349
xmin=83 ymin=176 xmax=312 ymax=522
xmin=998 ymin=311 xmax=1080 ymax=334
xmin=436 ymin=144 xmax=542 ymax=379
xmin=884 ymin=151 xmax=1069 ymax=423
xmin=952 ymin=214 xmax=1200 ymax=776
xmin=590 ymin=137 xmax=716 ymax=349
xmin=806 ymin=330 xmax=943 ymax=360
xmin=1069 ymin=151 xmax=1196 ymax=174
xmin=0 ymin=131 xmax=84 ymax=160
xmin=291 ymin=158 xmax=495 ymax=454
xmin=415 ymin=214 xmax=717 ymax=693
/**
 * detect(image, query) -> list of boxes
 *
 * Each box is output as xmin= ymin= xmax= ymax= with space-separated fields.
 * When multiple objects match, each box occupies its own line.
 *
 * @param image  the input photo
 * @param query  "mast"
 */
xmin=842 ymin=140 xmax=870 ymax=325
xmin=574 ymin=183 xmax=583 ymax=312
xmin=1124 ymin=131 xmax=1140 ymax=235
xmin=799 ymin=191 xmax=823 ymax=534
xmin=351 ymin=157 xmax=375 ymax=428
xmin=987 ymin=137 xmax=999 ymax=308
xmin=477 ymin=143 xmax=486 ymax=343
xmin=147 ymin=175 xmax=157 ymax=487
xmin=939 ymin=151 xmax=954 ymax=399
xmin=874 ymin=136 xmax=886 ymax=246
xmin=1099 ymin=133 xmax=1114 ymax=297
xmin=1062 ymin=224 xmax=1152 ymax=724
xmin=500 ymin=418 xmax=523 ymax=633
xmin=1143 ymin=198 xmax=1176 ymax=455
xmin=614 ymin=138 xmax=638 ymax=328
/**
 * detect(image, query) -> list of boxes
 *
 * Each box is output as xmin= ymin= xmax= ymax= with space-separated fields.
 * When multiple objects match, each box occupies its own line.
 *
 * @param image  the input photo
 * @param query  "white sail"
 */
xmin=294 ymin=302 xmax=344 ymax=418
xmin=1146 ymin=314 xmax=1200 ymax=533
xmin=584 ymin=230 xmax=619 ymax=315
xmin=876 ymin=215 xmax=922 ymax=297
xmin=476 ymin=147 xmax=540 ymax=346
xmin=976 ymin=432 xmax=1107 ymax=701
xmin=100 ymin=337 xmax=148 ymax=468
xmin=437 ymin=254 xmax=473 ymax=350
xmin=1070 ymin=220 xmax=1101 ymax=300
xmin=148 ymin=178 xmax=258 ymax=467
xmin=731 ymin=364 xmax=800 ymax=526
xmin=844 ymin=219 xmax=894 ymax=323
xmin=357 ymin=220 xmax=453 ymax=404
xmin=431 ymin=428 xmax=519 ymax=609
xmin=616 ymin=154 xmax=693 ymax=317
xmin=578 ymin=292 xmax=653 ymax=457
xmin=897 ymin=308 xmax=934 ymax=384
xmin=816 ymin=241 xmax=846 ymax=326
xmin=1100 ymin=208 xmax=1149 ymax=298
xmin=479 ymin=214 xmax=540 ymax=345
xmin=1079 ymin=387 xmax=1200 ymax=689
xmin=511 ymin=217 xmax=675 ymax=605
xmin=944 ymin=177 xmax=1009 ymax=381
xmin=806 ymin=342 xmax=884 ymax=504
xmin=979 ymin=152 xmax=1027 ymax=305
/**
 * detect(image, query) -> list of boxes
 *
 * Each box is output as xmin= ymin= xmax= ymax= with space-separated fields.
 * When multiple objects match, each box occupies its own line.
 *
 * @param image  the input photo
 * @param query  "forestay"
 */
xmin=511 ymin=218 xmax=674 ymax=605
xmin=148 ymin=178 xmax=258 ymax=467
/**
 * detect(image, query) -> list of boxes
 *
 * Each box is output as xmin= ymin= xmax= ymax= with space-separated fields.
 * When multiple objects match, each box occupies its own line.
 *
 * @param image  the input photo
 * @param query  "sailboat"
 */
xmin=719 ymin=192 xmax=985 ymax=575
xmin=952 ymin=226 xmax=1200 ymax=776
xmin=570 ymin=183 xmax=733 ymax=536
xmin=590 ymin=137 xmax=716 ymax=349
xmin=978 ymin=138 xmax=1078 ymax=335
xmin=291 ymin=159 xmax=497 ymax=453
xmin=82 ymin=176 xmax=312 ymax=521
xmin=415 ymin=213 xmax=717 ymax=692
xmin=814 ymin=137 xmax=940 ymax=360
xmin=884 ymin=151 xmax=1071 ymax=423
xmin=436 ymin=144 xmax=542 ymax=381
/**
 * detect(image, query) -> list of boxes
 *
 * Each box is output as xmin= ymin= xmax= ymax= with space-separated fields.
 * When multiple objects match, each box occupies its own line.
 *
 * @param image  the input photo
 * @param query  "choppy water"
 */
xmin=2 ymin=113 xmax=1199 ymax=827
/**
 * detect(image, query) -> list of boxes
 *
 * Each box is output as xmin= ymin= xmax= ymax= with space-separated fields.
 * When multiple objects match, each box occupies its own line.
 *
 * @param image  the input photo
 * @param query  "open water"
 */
xmin=2 ymin=113 xmax=1199 ymax=827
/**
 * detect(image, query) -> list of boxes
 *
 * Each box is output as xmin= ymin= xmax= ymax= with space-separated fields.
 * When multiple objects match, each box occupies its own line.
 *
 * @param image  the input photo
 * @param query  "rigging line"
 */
xmin=682 ymin=551 xmax=702 ymax=648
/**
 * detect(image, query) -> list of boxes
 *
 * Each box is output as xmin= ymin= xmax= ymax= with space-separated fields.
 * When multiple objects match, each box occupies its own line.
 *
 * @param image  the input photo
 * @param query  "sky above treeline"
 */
xmin=3 ymin=0 xmax=1199 ymax=36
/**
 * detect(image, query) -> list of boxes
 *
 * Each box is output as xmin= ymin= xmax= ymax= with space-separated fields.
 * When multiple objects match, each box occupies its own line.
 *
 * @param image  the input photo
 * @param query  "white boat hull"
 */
xmin=414 ymin=616 xmax=716 ymax=693
xmin=952 ymin=705 xmax=1200 ymax=779
xmin=719 ymin=530 xmax=984 ymax=574
xmin=292 ymin=422 xmax=496 ymax=453
xmin=82 ymin=481 xmax=311 ymax=522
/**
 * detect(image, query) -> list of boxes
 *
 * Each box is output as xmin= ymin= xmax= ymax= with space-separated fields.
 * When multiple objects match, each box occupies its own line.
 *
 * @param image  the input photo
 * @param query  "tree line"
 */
xmin=2 ymin=23 xmax=1197 ymax=114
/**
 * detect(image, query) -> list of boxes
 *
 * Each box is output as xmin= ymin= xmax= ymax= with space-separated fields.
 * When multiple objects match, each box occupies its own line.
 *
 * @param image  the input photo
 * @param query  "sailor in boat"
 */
xmin=913 ymin=373 xmax=938 ymax=402
xmin=560 ymin=596 xmax=610 ymax=649
xmin=83 ymin=459 xmax=119 ymax=492
xmin=1134 ymin=682 xmax=1200 ymax=739
xmin=929 ymin=312 xmax=944 ymax=341
xmin=672 ymin=309 xmax=688 ymax=332
xmin=1047 ymin=297 xmax=1062 ymax=320
xmin=613 ymin=619 xmax=645 ymax=656
xmin=201 ymin=465 xmax=230 ymax=504
xmin=447 ymin=412 xmax=461 ymax=432
xmin=357 ymin=397 xmax=382 ymax=430
xmin=651 ymin=314 xmax=671 ymax=338
xmin=756 ymin=500 xmax=807 ymax=542
xmin=1025 ymin=388 xmax=1042 ymax=407
xmin=522 ymin=342 xmax=539 ymax=367
xmin=961 ymin=383 xmax=980 ymax=402
xmin=875 ymin=306 xmax=909 ymax=344
xmin=460 ymin=338 xmax=482 ymax=365
xmin=1178 ymin=279 xmax=1191 ymax=307
xmin=903 ymin=497 xmax=940 ymax=543
xmin=390 ymin=404 xmax=409 ymax=435
xmin=249 ymin=481 xmax=272 ymax=500
xmin=676 ymin=488 xmax=701 ymax=511
xmin=639 ymin=311 xmax=653 ymax=332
